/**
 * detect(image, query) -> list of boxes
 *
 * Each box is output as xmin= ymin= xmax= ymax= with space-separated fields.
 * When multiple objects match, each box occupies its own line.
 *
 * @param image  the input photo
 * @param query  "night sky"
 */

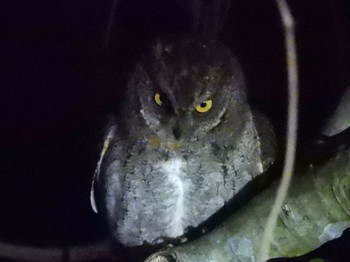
xmin=1 ymin=0 xmax=350 ymax=261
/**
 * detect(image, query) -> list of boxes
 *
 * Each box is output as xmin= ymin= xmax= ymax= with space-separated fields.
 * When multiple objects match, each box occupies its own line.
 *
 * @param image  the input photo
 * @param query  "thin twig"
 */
xmin=258 ymin=0 xmax=298 ymax=261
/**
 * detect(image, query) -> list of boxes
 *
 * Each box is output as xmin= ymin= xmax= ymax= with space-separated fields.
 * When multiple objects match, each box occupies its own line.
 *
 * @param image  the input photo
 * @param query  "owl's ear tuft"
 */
xmin=153 ymin=37 xmax=164 ymax=60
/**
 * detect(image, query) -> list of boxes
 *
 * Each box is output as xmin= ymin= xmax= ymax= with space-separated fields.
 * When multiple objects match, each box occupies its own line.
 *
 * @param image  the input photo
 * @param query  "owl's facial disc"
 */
xmin=135 ymin=37 xmax=245 ymax=145
xmin=150 ymin=89 xmax=222 ymax=145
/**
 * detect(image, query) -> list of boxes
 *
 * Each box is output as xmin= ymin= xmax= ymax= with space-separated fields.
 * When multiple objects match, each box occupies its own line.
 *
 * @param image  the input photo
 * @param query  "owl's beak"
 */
xmin=172 ymin=125 xmax=181 ymax=140
xmin=171 ymin=111 xmax=194 ymax=141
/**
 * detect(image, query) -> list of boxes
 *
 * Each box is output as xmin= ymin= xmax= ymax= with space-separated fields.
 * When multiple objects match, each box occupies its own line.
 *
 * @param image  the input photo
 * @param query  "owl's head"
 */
xmin=128 ymin=37 xmax=249 ymax=145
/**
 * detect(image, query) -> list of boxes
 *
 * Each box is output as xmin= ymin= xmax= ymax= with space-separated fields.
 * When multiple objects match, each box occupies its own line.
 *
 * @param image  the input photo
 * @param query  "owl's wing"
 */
xmin=189 ymin=0 xmax=231 ymax=38
xmin=252 ymin=110 xmax=277 ymax=170
xmin=90 ymin=124 xmax=118 ymax=213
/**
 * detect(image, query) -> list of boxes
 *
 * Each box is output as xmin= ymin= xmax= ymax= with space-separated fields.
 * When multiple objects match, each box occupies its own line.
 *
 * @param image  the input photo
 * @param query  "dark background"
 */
xmin=1 ymin=0 xmax=350 ymax=261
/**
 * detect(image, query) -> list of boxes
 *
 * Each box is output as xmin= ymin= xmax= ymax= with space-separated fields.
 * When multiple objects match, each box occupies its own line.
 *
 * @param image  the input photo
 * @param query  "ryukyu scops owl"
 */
xmin=90 ymin=37 xmax=276 ymax=247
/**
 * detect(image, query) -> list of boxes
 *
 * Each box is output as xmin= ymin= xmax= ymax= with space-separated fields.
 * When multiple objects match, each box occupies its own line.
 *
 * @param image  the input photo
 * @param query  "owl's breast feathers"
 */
xmin=92 ymin=112 xmax=275 ymax=247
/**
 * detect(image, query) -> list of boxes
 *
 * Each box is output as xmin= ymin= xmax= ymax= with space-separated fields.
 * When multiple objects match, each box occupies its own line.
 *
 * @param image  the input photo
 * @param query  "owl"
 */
xmin=91 ymin=37 xmax=276 ymax=247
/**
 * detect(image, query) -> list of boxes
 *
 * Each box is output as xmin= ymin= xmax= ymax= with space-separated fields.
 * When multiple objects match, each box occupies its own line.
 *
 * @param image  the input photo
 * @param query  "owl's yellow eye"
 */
xmin=154 ymin=92 xmax=162 ymax=106
xmin=195 ymin=99 xmax=212 ymax=113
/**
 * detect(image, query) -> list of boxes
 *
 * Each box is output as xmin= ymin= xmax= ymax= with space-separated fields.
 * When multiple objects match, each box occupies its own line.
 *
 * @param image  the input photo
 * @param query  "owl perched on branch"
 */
xmin=91 ymin=36 xmax=276 ymax=247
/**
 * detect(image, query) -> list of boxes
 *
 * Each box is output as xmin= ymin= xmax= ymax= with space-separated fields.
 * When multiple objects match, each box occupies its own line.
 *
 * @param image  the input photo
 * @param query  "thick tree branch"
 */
xmin=146 ymin=148 xmax=350 ymax=261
